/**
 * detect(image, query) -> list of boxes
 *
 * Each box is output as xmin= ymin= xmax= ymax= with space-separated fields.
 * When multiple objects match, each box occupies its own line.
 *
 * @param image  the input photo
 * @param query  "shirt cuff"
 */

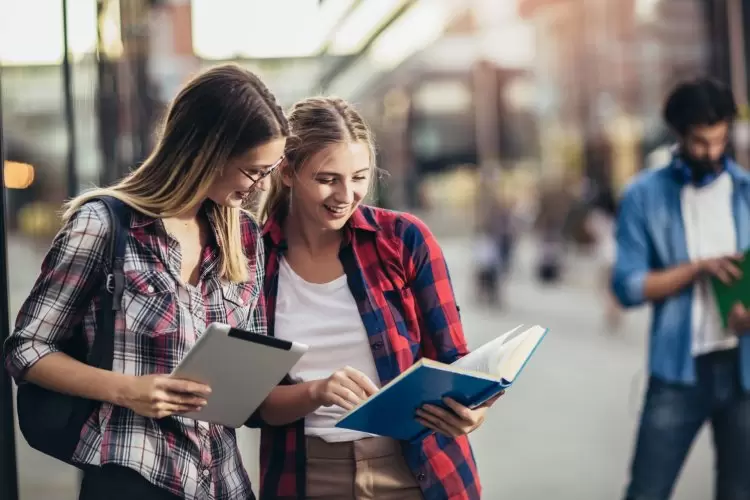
xmin=5 ymin=341 xmax=61 ymax=383
xmin=625 ymin=271 xmax=648 ymax=306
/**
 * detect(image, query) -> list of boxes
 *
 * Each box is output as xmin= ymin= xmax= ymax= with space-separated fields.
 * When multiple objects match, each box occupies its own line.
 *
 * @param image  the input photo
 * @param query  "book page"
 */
xmin=497 ymin=325 xmax=547 ymax=382
xmin=451 ymin=325 xmax=524 ymax=375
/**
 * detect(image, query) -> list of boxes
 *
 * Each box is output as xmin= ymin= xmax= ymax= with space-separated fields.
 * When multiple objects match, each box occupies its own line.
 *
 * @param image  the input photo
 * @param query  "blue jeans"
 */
xmin=625 ymin=349 xmax=750 ymax=500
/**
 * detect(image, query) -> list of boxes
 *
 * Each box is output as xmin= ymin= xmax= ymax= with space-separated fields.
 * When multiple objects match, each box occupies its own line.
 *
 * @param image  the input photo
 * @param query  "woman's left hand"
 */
xmin=415 ymin=392 xmax=503 ymax=437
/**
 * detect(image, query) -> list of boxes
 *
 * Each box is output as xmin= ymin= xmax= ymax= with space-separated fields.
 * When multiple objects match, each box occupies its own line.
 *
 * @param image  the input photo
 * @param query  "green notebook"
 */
xmin=710 ymin=250 xmax=750 ymax=329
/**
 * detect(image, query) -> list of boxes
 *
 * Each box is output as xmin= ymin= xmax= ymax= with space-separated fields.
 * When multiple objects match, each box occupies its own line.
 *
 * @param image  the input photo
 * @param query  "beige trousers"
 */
xmin=305 ymin=436 xmax=424 ymax=500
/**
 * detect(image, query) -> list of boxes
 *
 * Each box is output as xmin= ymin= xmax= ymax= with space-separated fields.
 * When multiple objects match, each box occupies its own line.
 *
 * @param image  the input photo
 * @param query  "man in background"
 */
xmin=613 ymin=77 xmax=750 ymax=499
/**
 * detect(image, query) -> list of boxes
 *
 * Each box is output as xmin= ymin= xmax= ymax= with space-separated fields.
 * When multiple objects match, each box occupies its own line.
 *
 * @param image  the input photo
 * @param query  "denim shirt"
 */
xmin=612 ymin=158 xmax=750 ymax=390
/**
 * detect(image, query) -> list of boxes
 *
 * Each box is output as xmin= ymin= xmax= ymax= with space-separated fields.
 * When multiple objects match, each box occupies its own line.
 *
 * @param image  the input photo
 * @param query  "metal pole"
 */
xmin=726 ymin=0 xmax=748 ymax=168
xmin=0 ymin=65 xmax=21 ymax=500
xmin=62 ymin=0 xmax=79 ymax=198
xmin=96 ymin=0 xmax=120 ymax=186
xmin=132 ymin=0 xmax=152 ymax=163
xmin=727 ymin=0 xmax=748 ymax=110
xmin=703 ymin=0 xmax=731 ymax=82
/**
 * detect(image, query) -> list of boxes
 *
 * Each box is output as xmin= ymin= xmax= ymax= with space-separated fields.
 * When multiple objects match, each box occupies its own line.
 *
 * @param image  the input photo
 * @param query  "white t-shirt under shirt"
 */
xmin=681 ymin=171 xmax=739 ymax=356
xmin=274 ymin=257 xmax=381 ymax=442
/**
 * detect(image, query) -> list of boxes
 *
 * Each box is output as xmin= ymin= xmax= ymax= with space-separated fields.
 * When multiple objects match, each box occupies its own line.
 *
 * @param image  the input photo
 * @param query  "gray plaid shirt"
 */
xmin=4 ymin=200 xmax=265 ymax=500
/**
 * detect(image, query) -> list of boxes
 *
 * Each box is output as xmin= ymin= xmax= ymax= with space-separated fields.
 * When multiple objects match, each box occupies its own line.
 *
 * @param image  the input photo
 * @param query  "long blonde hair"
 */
xmin=65 ymin=64 xmax=289 ymax=282
xmin=260 ymin=97 xmax=375 ymax=222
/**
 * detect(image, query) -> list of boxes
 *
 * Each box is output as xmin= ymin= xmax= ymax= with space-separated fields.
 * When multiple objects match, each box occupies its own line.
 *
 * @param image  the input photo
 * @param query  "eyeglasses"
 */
xmin=239 ymin=155 xmax=285 ymax=186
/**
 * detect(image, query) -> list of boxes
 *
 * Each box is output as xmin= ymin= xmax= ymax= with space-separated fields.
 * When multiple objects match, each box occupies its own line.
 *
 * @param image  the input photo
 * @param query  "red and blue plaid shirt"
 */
xmin=255 ymin=205 xmax=481 ymax=500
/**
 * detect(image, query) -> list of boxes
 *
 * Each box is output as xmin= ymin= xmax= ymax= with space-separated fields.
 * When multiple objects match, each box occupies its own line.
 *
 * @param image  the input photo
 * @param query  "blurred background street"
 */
xmin=2 ymin=0 xmax=749 ymax=498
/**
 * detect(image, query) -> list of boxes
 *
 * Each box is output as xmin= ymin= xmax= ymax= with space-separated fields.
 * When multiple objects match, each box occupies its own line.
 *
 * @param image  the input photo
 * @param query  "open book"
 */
xmin=335 ymin=325 xmax=548 ymax=441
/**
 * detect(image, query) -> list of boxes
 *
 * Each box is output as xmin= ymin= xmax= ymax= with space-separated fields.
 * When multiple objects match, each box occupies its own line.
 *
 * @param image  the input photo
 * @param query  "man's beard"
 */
xmin=682 ymin=152 xmax=722 ymax=182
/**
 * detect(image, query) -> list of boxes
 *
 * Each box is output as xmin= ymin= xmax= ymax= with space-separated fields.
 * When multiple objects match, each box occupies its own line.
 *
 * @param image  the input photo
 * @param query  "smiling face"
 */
xmin=205 ymin=137 xmax=287 ymax=208
xmin=283 ymin=141 xmax=372 ymax=232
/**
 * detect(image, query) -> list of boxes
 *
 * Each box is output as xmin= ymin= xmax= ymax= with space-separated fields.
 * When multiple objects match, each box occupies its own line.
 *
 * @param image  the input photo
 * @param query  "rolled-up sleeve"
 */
xmin=612 ymin=186 xmax=650 ymax=308
xmin=3 ymin=203 xmax=108 ymax=381
xmin=399 ymin=213 xmax=469 ymax=364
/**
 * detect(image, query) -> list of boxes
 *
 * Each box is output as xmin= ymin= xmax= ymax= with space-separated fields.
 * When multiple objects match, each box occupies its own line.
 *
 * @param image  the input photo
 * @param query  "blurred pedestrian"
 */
xmin=613 ymin=77 xmax=750 ymax=500
xmin=586 ymin=187 xmax=622 ymax=329
xmin=474 ymin=193 xmax=515 ymax=306
xmin=534 ymin=178 xmax=572 ymax=284
xmin=473 ymin=229 xmax=501 ymax=304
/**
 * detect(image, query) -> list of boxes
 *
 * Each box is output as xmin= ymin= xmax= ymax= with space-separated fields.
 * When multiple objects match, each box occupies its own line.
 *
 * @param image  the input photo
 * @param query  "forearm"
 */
xmin=643 ymin=261 xmax=702 ymax=302
xmin=24 ymin=352 xmax=130 ymax=406
xmin=258 ymin=381 xmax=321 ymax=427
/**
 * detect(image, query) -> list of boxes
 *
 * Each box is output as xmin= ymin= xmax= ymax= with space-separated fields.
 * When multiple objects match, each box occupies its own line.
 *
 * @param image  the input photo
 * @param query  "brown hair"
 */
xmin=65 ymin=64 xmax=289 ymax=282
xmin=260 ymin=97 xmax=375 ymax=221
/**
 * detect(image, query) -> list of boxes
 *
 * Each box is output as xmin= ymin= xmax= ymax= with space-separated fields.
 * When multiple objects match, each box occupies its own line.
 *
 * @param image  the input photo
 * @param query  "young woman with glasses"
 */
xmin=4 ymin=64 xmax=288 ymax=500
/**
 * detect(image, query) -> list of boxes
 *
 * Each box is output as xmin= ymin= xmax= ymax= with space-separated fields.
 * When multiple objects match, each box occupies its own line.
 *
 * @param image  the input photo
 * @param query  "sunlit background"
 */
xmin=1 ymin=0 xmax=748 ymax=498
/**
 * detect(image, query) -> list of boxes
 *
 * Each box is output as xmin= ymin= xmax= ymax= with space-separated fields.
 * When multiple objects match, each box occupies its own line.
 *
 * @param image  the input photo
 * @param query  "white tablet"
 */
xmin=170 ymin=322 xmax=308 ymax=428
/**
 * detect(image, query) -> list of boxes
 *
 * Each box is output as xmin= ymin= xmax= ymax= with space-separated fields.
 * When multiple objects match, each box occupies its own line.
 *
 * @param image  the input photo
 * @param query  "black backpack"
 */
xmin=16 ymin=196 xmax=131 ymax=467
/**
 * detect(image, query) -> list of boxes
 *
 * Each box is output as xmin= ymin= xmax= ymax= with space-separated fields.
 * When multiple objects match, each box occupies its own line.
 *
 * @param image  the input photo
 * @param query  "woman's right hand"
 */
xmin=119 ymin=375 xmax=211 ymax=419
xmin=309 ymin=366 xmax=379 ymax=411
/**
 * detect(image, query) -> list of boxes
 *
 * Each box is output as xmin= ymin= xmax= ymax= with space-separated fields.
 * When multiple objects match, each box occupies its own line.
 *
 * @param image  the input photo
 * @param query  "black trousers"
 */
xmin=79 ymin=465 xmax=181 ymax=500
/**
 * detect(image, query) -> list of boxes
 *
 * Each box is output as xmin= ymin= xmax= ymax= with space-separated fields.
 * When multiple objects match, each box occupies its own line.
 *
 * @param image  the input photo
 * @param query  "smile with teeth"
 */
xmin=324 ymin=204 xmax=349 ymax=214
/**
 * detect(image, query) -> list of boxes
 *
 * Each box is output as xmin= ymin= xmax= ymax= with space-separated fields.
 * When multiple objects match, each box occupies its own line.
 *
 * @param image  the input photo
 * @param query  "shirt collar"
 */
xmin=128 ymin=202 xmax=220 ymax=245
xmin=130 ymin=210 xmax=156 ymax=228
xmin=262 ymin=204 xmax=380 ymax=248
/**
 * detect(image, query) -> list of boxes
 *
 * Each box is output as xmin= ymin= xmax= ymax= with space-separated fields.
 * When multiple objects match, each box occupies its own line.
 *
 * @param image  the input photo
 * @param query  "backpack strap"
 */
xmin=88 ymin=196 xmax=131 ymax=371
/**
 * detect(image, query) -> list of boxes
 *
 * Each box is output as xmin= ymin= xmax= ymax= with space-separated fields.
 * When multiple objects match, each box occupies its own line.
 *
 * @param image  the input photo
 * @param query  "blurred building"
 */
xmin=4 ymin=0 xmax=540 ymax=219
xmin=517 ymin=0 xmax=711 ymax=191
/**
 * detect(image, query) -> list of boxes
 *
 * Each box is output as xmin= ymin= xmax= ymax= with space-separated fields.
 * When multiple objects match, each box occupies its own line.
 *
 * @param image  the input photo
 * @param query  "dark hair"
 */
xmin=663 ymin=77 xmax=737 ymax=136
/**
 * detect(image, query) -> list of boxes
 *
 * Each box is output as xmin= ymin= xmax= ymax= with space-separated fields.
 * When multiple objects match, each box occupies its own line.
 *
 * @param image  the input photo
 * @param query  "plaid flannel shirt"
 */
xmin=255 ymin=205 xmax=481 ymax=500
xmin=3 ymin=200 xmax=266 ymax=500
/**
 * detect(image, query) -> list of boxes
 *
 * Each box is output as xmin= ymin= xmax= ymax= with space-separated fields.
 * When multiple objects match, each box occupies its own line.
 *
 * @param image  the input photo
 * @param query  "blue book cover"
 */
xmin=335 ymin=325 xmax=548 ymax=442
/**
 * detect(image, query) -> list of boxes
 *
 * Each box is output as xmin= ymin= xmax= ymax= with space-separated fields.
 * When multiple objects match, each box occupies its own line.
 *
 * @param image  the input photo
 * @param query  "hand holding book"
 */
xmin=728 ymin=302 xmax=750 ymax=335
xmin=335 ymin=325 xmax=548 ymax=441
xmin=416 ymin=392 xmax=504 ymax=438
xmin=700 ymin=253 xmax=743 ymax=284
